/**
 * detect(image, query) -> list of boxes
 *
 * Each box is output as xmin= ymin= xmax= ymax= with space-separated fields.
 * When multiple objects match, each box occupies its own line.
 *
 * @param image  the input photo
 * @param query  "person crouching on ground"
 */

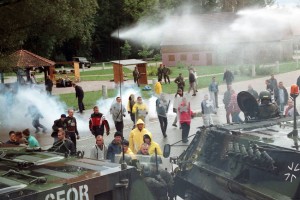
xmin=178 ymin=97 xmax=194 ymax=143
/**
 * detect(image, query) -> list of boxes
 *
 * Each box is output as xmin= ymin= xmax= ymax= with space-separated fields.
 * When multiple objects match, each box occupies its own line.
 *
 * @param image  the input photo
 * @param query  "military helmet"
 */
xmin=259 ymin=91 xmax=271 ymax=101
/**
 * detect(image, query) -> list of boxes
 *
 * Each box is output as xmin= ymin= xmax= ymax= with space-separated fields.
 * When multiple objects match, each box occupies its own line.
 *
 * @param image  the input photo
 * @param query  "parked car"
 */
xmin=72 ymin=57 xmax=91 ymax=68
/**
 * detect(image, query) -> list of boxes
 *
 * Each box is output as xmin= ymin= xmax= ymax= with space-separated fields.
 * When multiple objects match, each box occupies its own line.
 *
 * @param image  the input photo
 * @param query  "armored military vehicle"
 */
xmin=0 ymin=144 xmax=154 ymax=200
xmin=164 ymin=91 xmax=300 ymax=200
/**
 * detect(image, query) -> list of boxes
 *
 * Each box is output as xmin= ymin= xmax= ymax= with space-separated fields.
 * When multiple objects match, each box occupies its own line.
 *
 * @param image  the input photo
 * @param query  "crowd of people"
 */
xmin=4 ymin=65 xmax=300 ymax=200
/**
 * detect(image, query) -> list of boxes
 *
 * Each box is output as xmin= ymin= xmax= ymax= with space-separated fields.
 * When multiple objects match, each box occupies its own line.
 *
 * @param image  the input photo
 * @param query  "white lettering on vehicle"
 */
xmin=45 ymin=184 xmax=89 ymax=200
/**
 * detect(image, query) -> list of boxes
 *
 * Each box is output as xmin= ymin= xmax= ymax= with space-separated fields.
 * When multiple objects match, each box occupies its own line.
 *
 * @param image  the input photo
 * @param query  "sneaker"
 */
xmin=192 ymin=94 xmax=196 ymax=96
xmin=163 ymin=134 xmax=167 ymax=138
xmin=182 ymin=139 xmax=189 ymax=143
xmin=172 ymin=124 xmax=177 ymax=127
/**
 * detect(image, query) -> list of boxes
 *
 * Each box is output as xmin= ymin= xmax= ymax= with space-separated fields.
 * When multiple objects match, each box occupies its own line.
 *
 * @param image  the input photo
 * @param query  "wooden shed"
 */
xmin=111 ymin=59 xmax=148 ymax=84
xmin=10 ymin=50 xmax=55 ymax=83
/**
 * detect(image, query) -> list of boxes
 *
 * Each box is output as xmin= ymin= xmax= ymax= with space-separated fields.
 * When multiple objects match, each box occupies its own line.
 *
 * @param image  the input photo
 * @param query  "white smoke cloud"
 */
xmin=112 ymin=6 xmax=300 ymax=47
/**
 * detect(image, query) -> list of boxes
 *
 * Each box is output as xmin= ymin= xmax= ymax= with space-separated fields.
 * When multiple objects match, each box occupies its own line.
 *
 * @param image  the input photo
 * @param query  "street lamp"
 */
xmin=288 ymin=84 xmax=299 ymax=137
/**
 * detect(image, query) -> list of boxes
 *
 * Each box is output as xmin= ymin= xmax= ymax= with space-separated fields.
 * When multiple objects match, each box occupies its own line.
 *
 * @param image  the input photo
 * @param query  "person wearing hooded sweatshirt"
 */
xmin=156 ymin=93 xmax=170 ymax=138
xmin=143 ymin=134 xmax=162 ymax=156
xmin=107 ymin=132 xmax=122 ymax=162
xmin=178 ymin=97 xmax=194 ymax=143
xmin=129 ymin=119 xmax=152 ymax=154
xmin=132 ymin=96 xmax=148 ymax=124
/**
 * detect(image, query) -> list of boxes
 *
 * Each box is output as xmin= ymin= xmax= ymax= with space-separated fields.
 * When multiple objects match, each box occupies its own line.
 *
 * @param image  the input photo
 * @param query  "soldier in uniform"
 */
xmin=157 ymin=64 xmax=163 ymax=81
xmin=174 ymin=73 xmax=185 ymax=92
xmin=258 ymin=91 xmax=279 ymax=119
xmin=133 ymin=67 xmax=140 ymax=87
xmin=162 ymin=65 xmax=170 ymax=84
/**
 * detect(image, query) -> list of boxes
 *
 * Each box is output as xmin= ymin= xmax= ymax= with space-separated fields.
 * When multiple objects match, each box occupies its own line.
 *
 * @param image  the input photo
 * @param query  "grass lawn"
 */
xmin=59 ymin=87 xmax=153 ymax=109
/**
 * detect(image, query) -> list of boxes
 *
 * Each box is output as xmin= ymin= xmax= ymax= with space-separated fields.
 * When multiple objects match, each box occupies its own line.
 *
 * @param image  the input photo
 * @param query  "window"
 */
xmin=180 ymin=54 xmax=187 ymax=61
xmin=168 ymin=55 xmax=175 ymax=61
xmin=192 ymin=54 xmax=199 ymax=60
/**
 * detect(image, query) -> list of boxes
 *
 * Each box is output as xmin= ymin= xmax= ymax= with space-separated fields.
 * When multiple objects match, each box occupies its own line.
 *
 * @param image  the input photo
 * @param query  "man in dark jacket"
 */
xmin=51 ymin=114 xmax=67 ymax=143
xmin=72 ymin=83 xmax=85 ymax=113
xmin=223 ymin=69 xmax=234 ymax=86
xmin=48 ymin=129 xmax=76 ymax=155
xmin=107 ymin=132 xmax=122 ymax=162
xmin=89 ymin=106 xmax=110 ymax=137
xmin=64 ymin=109 xmax=80 ymax=150
xmin=133 ymin=67 xmax=140 ymax=87
xmin=45 ymin=75 xmax=53 ymax=95
xmin=274 ymin=81 xmax=288 ymax=115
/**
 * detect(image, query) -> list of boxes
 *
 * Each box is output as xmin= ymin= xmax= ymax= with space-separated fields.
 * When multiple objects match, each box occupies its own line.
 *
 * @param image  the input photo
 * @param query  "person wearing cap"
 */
xmin=107 ymin=132 xmax=122 ymax=162
xmin=156 ymin=93 xmax=170 ymax=138
xmin=90 ymin=135 xmax=107 ymax=160
xmin=143 ymin=134 xmax=162 ymax=156
xmin=129 ymin=119 xmax=152 ymax=154
xmin=51 ymin=114 xmax=67 ymax=143
xmin=22 ymin=128 xmax=39 ymax=148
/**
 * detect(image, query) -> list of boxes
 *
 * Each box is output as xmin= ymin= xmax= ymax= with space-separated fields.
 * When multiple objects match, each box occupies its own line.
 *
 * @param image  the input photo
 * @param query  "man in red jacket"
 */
xmin=178 ymin=97 xmax=194 ymax=143
xmin=89 ymin=106 xmax=110 ymax=137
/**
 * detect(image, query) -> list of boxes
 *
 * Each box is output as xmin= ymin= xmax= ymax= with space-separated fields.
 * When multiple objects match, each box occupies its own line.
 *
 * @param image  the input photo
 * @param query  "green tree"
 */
xmin=153 ymin=53 xmax=161 ymax=67
xmin=0 ymin=0 xmax=98 ymax=59
xmin=120 ymin=40 xmax=132 ymax=59
xmin=138 ymin=45 xmax=154 ymax=60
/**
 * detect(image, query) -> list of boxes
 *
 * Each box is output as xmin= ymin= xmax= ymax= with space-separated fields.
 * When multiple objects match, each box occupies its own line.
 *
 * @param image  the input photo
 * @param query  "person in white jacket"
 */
xmin=172 ymin=89 xmax=183 ymax=127
xmin=90 ymin=135 xmax=107 ymax=160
